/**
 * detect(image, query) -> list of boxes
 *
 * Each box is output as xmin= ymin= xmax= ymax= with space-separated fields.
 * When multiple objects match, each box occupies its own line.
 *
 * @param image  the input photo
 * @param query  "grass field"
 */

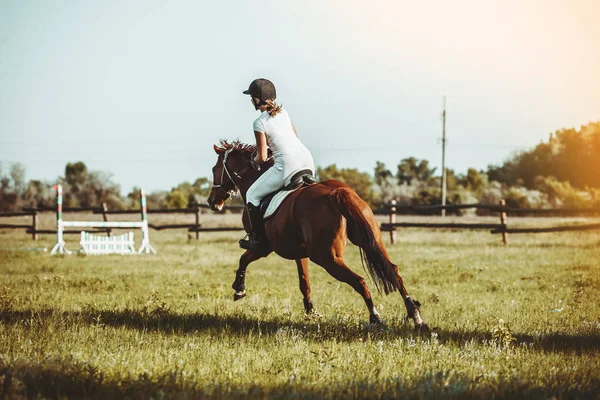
xmin=0 ymin=215 xmax=599 ymax=399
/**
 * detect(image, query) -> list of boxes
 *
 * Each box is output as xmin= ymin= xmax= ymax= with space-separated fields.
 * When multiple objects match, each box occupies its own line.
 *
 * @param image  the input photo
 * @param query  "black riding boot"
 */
xmin=239 ymin=203 xmax=271 ymax=253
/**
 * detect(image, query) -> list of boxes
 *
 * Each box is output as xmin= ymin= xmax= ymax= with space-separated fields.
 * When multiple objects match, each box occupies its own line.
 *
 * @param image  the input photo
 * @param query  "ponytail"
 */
xmin=264 ymin=99 xmax=283 ymax=118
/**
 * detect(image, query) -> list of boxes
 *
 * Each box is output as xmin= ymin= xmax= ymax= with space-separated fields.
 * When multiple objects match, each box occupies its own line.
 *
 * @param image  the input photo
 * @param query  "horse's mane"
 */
xmin=213 ymin=139 xmax=256 ymax=156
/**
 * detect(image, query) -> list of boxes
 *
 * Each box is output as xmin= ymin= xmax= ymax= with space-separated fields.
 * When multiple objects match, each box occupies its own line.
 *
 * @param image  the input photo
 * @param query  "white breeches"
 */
xmin=246 ymin=147 xmax=315 ymax=206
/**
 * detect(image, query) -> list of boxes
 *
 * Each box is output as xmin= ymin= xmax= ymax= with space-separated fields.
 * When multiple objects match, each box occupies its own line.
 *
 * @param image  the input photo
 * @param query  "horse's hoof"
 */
xmin=415 ymin=322 xmax=430 ymax=333
xmin=303 ymin=299 xmax=314 ymax=314
xmin=233 ymin=291 xmax=246 ymax=301
xmin=369 ymin=314 xmax=384 ymax=324
xmin=231 ymin=282 xmax=245 ymax=292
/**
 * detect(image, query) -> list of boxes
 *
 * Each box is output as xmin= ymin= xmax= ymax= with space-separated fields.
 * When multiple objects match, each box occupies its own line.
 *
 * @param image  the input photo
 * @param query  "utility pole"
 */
xmin=441 ymin=96 xmax=447 ymax=217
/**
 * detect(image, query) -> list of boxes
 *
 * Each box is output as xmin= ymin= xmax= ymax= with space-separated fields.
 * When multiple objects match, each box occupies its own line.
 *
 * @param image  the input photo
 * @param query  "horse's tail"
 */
xmin=329 ymin=187 xmax=399 ymax=295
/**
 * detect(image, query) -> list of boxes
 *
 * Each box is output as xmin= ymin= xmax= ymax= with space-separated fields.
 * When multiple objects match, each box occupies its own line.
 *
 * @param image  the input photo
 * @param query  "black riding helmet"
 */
xmin=243 ymin=78 xmax=276 ymax=108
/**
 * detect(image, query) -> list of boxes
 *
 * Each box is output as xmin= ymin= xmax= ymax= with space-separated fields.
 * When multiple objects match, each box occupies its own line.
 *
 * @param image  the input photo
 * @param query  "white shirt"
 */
xmin=253 ymin=109 xmax=305 ymax=159
xmin=251 ymin=108 xmax=315 ymax=180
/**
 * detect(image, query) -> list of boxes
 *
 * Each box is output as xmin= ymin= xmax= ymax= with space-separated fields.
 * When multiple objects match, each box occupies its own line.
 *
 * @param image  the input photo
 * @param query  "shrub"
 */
xmin=534 ymin=176 xmax=600 ymax=207
xmin=502 ymin=186 xmax=547 ymax=209
xmin=372 ymin=177 xmax=419 ymax=207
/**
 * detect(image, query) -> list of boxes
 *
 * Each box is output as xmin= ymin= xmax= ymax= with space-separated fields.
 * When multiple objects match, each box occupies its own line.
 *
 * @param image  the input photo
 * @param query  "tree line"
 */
xmin=1 ymin=122 xmax=599 ymax=212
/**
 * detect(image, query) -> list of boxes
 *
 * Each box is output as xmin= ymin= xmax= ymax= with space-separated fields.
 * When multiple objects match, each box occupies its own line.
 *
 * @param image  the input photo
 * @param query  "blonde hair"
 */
xmin=264 ymin=99 xmax=283 ymax=118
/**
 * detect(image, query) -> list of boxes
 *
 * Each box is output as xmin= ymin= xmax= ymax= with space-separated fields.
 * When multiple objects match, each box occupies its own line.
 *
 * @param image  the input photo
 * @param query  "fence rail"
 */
xmin=2 ymin=202 xmax=246 ymax=240
xmin=377 ymin=203 xmax=600 ymax=216
xmin=381 ymin=222 xmax=503 ymax=231
xmin=188 ymin=226 xmax=245 ymax=232
xmin=3 ymin=200 xmax=600 ymax=245
xmin=0 ymin=224 xmax=34 ymax=229
xmin=490 ymin=223 xmax=600 ymax=234
xmin=381 ymin=200 xmax=600 ymax=244
xmin=0 ymin=211 xmax=37 ymax=217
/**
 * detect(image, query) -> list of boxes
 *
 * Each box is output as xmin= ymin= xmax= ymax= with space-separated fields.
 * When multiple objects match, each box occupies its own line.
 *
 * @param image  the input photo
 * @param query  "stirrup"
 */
xmin=239 ymin=238 xmax=268 ymax=251
xmin=239 ymin=234 xmax=270 ymax=252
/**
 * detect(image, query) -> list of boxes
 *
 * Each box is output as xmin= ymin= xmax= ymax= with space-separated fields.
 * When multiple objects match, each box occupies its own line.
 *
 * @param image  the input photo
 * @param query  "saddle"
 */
xmin=259 ymin=169 xmax=316 ymax=217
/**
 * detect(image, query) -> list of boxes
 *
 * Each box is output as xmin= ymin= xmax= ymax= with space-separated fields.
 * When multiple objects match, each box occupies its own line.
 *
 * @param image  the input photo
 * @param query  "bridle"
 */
xmin=211 ymin=148 xmax=251 ymax=199
xmin=212 ymin=147 xmax=274 ymax=199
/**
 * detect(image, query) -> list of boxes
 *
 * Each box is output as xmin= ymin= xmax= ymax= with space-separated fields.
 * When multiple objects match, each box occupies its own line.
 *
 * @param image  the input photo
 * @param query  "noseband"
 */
xmin=212 ymin=148 xmax=251 ymax=199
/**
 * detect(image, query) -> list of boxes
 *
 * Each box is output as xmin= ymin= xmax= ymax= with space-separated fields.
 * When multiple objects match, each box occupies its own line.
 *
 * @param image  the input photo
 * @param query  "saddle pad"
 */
xmin=263 ymin=186 xmax=302 ymax=220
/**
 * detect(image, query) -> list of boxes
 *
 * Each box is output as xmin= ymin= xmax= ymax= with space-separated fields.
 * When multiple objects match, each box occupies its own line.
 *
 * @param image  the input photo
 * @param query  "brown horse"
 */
xmin=207 ymin=140 xmax=427 ymax=330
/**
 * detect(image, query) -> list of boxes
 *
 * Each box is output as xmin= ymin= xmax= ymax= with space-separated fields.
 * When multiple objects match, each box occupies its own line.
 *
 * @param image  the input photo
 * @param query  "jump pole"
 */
xmin=50 ymin=185 xmax=69 ymax=254
xmin=138 ymin=188 xmax=155 ymax=254
xmin=50 ymin=185 xmax=156 ymax=255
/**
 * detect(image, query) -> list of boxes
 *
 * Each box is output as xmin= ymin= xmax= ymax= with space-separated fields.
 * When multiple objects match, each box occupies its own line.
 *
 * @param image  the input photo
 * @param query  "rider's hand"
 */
xmin=251 ymin=157 xmax=261 ymax=171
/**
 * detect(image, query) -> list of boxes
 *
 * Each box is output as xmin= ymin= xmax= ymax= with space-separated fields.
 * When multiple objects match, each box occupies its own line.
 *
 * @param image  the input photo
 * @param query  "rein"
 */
xmin=213 ymin=148 xmax=270 ymax=199
xmin=212 ymin=149 xmax=243 ymax=198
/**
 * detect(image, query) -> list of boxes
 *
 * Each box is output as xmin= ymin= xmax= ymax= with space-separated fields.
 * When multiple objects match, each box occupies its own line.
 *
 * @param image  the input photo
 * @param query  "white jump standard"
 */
xmin=50 ymin=185 xmax=156 ymax=255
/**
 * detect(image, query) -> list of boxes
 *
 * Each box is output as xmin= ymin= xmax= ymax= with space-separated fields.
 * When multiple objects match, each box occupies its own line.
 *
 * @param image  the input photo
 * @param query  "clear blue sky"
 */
xmin=1 ymin=0 xmax=599 ymax=195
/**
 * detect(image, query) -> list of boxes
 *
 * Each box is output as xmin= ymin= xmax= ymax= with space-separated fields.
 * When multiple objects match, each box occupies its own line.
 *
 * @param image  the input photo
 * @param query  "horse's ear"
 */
xmin=213 ymin=144 xmax=223 ymax=154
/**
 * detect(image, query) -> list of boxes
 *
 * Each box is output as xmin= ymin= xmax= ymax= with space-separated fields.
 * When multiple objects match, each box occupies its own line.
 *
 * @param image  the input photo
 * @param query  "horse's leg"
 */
xmin=374 ymin=236 xmax=428 ymax=330
xmin=232 ymin=250 xmax=264 ymax=301
xmin=393 ymin=265 xmax=427 ymax=330
xmin=311 ymin=252 xmax=382 ymax=324
xmin=295 ymin=258 xmax=313 ymax=313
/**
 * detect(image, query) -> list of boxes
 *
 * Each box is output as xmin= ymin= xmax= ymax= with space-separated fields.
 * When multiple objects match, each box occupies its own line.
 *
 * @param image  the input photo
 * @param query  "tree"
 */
xmin=164 ymin=178 xmax=213 ymax=208
xmin=127 ymin=186 xmax=142 ymax=209
xmin=487 ymin=122 xmax=600 ymax=189
xmin=487 ymin=159 xmax=517 ymax=185
xmin=88 ymin=171 xmax=123 ymax=209
xmin=59 ymin=162 xmax=124 ymax=208
xmin=0 ymin=163 xmax=17 ymax=211
xmin=64 ymin=161 xmax=88 ymax=185
xmin=192 ymin=177 xmax=211 ymax=198
xmin=9 ymin=163 xmax=26 ymax=195
xmin=146 ymin=191 xmax=167 ymax=209
xmin=165 ymin=189 xmax=188 ymax=209
xmin=396 ymin=157 xmax=436 ymax=185
xmin=373 ymin=161 xmax=392 ymax=186
xmin=0 ymin=162 xmax=28 ymax=211
xmin=21 ymin=180 xmax=53 ymax=208
xmin=460 ymin=168 xmax=488 ymax=195
xmin=317 ymin=164 xmax=375 ymax=206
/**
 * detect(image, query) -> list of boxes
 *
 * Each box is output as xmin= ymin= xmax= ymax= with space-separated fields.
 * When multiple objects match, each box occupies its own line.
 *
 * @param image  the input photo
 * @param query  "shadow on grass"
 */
xmin=433 ymin=327 xmax=600 ymax=353
xmin=1 ymin=308 xmax=599 ymax=353
xmin=1 ymin=359 xmax=598 ymax=400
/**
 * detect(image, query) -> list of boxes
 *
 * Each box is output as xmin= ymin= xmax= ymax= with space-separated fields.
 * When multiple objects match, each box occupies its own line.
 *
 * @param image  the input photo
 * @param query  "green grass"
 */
xmin=0 ymin=223 xmax=599 ymax=399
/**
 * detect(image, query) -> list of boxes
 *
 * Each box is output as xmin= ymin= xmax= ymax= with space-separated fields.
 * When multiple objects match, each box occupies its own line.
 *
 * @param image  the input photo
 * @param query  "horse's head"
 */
xmin=207 ymin=140 xmax=256 ymax=211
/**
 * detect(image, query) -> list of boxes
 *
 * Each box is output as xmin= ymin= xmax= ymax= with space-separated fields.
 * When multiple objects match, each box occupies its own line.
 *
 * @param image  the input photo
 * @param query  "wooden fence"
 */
xmin=0 ymin=211 xmax=40 ymax=240
xmin=0 ymin=202 xmax=245 ymax=241
xmin=380 ymin=200 xmax=600 ymax=244
xmin=2 ymin=200 xmax=600 ymax=245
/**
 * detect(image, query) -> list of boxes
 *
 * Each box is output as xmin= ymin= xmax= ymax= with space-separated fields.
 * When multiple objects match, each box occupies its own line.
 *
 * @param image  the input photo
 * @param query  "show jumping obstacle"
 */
xmin=50 ymin=185 xmax=156 ymax=255
xmin=80 ymin=231 xmax=135 ymax=255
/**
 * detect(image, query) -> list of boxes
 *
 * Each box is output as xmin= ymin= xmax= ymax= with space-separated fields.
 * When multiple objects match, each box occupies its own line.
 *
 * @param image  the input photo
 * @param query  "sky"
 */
xmin=1 ymin=0 xmax=599 ymax=195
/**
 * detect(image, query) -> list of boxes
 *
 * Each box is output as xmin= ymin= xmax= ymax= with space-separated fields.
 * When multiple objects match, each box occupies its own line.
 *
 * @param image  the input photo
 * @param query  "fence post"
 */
xmin=499 ymin=199 xmax=508 ymax=245
xmin=102 ymin=202 xmax=111 ymax=237
xmin=194 ymin=204 xmax=200 ymax=240
xmin=389 ymin=200 xmax=397 ymax=245
xmin=32 ymin=211 xmax=38 ymax=241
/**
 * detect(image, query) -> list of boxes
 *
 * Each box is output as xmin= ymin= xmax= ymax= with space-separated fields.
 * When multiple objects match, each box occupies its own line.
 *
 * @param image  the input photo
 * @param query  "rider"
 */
xmin=240 ymin=78 xmax=315 ymax=252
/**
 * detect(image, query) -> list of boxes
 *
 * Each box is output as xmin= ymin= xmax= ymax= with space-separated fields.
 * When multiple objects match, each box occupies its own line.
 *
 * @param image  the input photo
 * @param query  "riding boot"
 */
xmin=239 ymin=203 xmax=271 ymax=253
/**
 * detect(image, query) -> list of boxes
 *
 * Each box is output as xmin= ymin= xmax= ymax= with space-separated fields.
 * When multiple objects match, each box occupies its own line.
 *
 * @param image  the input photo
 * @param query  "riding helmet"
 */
xmin=243 ymin=78 xmax=276 ymax=102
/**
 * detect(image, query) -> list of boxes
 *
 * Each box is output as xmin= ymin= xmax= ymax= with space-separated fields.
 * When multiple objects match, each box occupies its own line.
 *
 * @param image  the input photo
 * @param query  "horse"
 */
xmin=207 ymin=140 xmax=427 ymax=330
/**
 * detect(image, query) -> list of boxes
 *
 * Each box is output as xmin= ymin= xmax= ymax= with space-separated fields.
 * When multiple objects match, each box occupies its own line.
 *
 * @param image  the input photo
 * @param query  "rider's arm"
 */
xmin=254 ymin=131 xmax=268 ymax=162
